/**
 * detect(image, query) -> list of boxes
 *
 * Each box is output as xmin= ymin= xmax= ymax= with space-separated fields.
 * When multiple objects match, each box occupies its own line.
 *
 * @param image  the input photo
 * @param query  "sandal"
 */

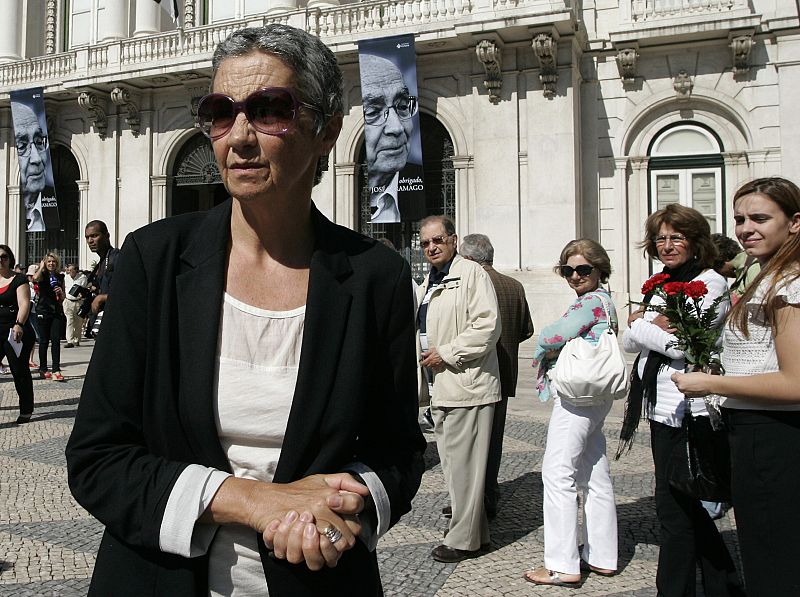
xmin=523 ymin=567 xmax=581 ymax=586
xmin=52 ymin=372 xmax=65 ymax=382
xmin=580 ymin=561 xmax=615 ymax=576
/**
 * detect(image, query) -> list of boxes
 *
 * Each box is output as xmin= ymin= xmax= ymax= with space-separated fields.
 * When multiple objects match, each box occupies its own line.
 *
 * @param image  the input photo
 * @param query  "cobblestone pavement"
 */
xmin=0 ymin=343 xmax=742 ymax=595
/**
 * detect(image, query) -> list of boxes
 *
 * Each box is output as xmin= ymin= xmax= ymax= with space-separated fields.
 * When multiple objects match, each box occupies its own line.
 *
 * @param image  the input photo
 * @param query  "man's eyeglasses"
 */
xmin=196 ymin=87 xmax=325 ymax=140
xmin=653 ymin=234 xmax=688 ymax=246
xmin=420 ymin=234 xmax=451 ymax=249
xmin=364 ymin=96 xmax=418 ymax=126
xmin=559 ymin=264 xmax=594 ymax=278
xmin=16 ymin=135 xmax=48 ymax=157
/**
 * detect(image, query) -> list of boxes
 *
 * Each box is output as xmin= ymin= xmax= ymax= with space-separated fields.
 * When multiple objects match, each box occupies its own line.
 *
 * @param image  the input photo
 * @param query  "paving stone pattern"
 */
xmin=0 ymin=346 xmax=743 ymax=595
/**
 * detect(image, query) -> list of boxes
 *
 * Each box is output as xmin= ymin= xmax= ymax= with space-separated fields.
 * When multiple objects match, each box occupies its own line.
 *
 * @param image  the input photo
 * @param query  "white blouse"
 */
xmin=721 ymin=275 xmax=800 ymax=411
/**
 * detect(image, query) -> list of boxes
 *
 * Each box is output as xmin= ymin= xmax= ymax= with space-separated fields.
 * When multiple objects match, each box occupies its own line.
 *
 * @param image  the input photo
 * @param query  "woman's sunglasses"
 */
xmin=559 ymin=264 xmax=594 ymax=278
xmin=196 ymin=87 xmax=324 ymax=140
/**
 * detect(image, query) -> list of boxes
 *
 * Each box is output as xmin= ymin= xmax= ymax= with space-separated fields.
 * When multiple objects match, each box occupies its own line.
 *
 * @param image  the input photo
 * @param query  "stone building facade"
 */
xmin=0 ymin=0 xmax=798 ymax=324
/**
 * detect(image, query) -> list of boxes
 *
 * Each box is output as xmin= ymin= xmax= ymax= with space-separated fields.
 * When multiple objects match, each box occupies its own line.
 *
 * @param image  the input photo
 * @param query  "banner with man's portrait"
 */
xmin=358 ymin=35 xmax=425 ymax=224
xmin=10 ymin=88 xmax=60 ymax=233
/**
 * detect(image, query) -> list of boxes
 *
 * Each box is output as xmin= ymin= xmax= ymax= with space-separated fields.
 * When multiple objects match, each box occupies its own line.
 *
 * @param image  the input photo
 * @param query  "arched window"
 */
xmin=648 ymin=123 xmax=724 ymax=232
xmin=357 ymin=113 xmax=455 ymax=281
xmin=25 ymin=145 xmax=81 ymax=267
xmin=170 ymin=133 xmax=227 ymax=216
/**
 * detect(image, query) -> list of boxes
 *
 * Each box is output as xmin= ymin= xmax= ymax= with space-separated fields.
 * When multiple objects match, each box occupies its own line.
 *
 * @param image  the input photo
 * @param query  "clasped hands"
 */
xmin=254 ymin=473 xmax=370 ymax=571
xmin=420 ymin=347 xmax=445 ymax=372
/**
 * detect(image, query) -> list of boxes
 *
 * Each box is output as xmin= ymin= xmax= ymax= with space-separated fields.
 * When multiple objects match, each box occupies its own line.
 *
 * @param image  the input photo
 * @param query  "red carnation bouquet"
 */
xmin=635 ymin=273 xmax=727 ymax=372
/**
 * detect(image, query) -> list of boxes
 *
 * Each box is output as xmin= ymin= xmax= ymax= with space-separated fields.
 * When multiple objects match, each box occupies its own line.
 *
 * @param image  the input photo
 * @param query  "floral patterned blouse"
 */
xmin=532 ymin=288 xmax=618 ymax=401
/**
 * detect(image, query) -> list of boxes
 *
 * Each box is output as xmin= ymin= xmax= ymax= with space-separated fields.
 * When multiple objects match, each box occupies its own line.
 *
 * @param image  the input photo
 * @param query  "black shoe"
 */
xmin=485 ymin=504 xmax=497 ymax=520
xmin=15 ymin=414 xmax=32 ymax=425
xmin=64 ymin=343 xmax=74 ymax=348
xmin=431 ymin=544 xmax=482 ymax=563
xmin=442 ymin=505 xmax=452 ymax=518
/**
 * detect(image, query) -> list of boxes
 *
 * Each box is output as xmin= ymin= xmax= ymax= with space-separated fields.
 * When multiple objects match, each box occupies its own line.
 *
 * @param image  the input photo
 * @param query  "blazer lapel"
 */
xmin=175 ymin=201 xmax=232 ymax=471
xmin=273 ymin=209 xmax=353 ymax=483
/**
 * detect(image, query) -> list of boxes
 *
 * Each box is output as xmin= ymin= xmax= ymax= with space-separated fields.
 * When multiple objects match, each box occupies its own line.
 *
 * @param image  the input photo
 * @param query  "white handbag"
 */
xmin=551 ymin=294 xmax=629 ymax=407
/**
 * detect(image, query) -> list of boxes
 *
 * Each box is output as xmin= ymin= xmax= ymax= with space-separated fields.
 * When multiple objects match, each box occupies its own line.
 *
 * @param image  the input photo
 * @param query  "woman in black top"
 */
xmin=0 ymin=244 xmax=35 ymax=423
xmin=34 ymin=252 xmax=66 ymax=381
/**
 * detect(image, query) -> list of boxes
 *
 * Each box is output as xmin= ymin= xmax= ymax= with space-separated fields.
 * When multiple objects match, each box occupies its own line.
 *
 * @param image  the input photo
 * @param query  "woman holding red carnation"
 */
xmin=620 ymin=204 xmax=743 ymax=596
xmin=674 ymin=177 xmax=800 ymax=596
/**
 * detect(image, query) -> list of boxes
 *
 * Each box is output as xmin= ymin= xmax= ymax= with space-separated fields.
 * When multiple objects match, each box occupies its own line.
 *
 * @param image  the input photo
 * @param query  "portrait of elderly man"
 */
xmin=11 ymin=100 xmax=59 ymax=233
xmin=416 ymin=215 xmax=502 ymax=563
xmin=359 ymin=53 xmax=425 ymax=224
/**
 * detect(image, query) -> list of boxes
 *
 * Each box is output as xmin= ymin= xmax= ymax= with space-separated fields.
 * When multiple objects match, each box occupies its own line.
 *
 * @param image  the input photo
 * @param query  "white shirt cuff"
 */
xmin=345 ymin=462 xmax=391 ymax=552
xmin=159 ymin=464 xmax=231 ymax=557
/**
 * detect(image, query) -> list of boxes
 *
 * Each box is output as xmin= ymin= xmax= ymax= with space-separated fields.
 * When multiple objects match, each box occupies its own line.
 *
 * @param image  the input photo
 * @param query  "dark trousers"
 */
xmin=726 ymin=408 xmax=800 ymax=597
xmin=2 ymin=324 xmax=35 ymax=415
xmin=37 ymin=314 xmax=64 ymax=372
xmin=649 ymin=420 xmax=744 ymax=597
xmin=484 ymin=395 xmax=508 ymax=513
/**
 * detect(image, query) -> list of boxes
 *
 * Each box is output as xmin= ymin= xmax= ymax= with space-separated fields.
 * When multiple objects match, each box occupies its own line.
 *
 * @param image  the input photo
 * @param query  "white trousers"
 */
xmin=63 ymin=299 xmax=84 ymax=345
xmin=541 ymin=397 xmax=618 ymax=574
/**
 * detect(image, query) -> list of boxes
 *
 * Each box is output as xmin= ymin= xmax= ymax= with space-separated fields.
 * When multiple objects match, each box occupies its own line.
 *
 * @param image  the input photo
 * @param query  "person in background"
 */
xmin=33 ymin=253 xmax=66 ymax=381
xmin=710 ymin=233 xmax=742 ymax=278
xmin=620 ymin=204 xmax=743 ymax=597
xmin=83 ymin=219 xmax=120 ymax=337
xmin=417 ymin=215 xmax=502 ymax=564
xmin=523 ymin=239 xmax=618 ymax=586
xmin=25 ymin=264 xmax=39 ymax=369
xmin=63 ymin=264 xmax=87 ymax=348
xmin=0 ymin=245 xmax=36 ymax=423
xmin=674 ymin=177 xmax=800 ymax=596
xmin=460 ymin=233 xmax=533 ymax=520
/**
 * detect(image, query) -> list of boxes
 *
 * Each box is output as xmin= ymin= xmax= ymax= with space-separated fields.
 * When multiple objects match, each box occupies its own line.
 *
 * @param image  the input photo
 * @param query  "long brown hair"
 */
xmin=728 ymin=177 xmax=800 ymax=337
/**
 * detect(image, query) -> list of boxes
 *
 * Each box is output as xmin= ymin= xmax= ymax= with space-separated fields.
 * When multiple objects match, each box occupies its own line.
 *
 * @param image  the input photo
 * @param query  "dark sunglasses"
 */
xmin=559 ymin=264 xmax=594 ymax=278
xmin=196 ymin=87 xmax=324 ymax=140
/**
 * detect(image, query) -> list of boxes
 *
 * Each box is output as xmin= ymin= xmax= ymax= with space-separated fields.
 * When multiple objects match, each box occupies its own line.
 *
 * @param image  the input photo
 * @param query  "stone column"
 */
xmin=134 ymin=0 xmax=161 ymax=36
xmin=627 ymin=156 xmax=649 ymax=298
xmin=452 ymin=155 xmax=473 ymax=237
xmin=100 ymin=1 xmax=128 ymax=42
xmin=307 ymin=0 xmax=340 ymax=8
xmin=0 ymin=2 xmax=21 ymax=63
xmin=334 ymin=162 xmax=358 ymax=230
xmin=77 ymin=181 xmax=90 ymax=269
xmin=151 ymin=175 xmax=168 ymax=223
xmin=267 ymin=0 xmax=299 ymax=14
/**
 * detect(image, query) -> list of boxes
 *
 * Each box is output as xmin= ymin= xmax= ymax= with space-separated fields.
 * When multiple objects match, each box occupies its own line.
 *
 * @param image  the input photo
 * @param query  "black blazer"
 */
xmin=66 ymin=200 xmax=426 ymax=596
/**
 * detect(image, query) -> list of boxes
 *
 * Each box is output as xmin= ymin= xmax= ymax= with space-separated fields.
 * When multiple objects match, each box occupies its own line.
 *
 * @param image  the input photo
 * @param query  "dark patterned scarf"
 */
xmin=616 ymin=258 xmax=704 ymax=459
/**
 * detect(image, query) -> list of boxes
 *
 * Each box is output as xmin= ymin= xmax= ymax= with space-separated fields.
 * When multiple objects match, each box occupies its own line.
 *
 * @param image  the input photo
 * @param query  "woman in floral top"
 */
xmin=524 ymin=239 xmax=618 ymax=586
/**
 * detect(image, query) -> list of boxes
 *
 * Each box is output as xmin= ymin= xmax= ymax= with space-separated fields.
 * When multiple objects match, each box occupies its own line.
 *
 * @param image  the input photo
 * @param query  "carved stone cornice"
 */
xmin=110 ymin=87 xmax=140 ymax=136
xmin=673 ymin=70 xmax=693 ymax=100
xmin=77 ymin=91 xmax=108 ymax=139
xmin=532 ymin=33 xmax=558 ymax=98
xmin=45 ymin=0 xmax=57 ymax=55
xmin=616 ymin=47 xmax=638 ymax=83
xmin=476 ymin=39 xmax=502 ymax=105
xmin=729 ymin=32 xmax=754 ymax=76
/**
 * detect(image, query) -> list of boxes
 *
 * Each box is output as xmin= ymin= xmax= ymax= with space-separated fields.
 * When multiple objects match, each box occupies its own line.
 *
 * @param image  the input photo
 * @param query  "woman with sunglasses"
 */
xmin=33 ymin=252 xmax=66 ymax=382
xmin=524 ymin=239 xmax=618 ymax=586
xmin=620 ymin=204 xmax=744 ymax=596
xmin=66 ymin=25 xmax=424 ymax=597
xmin=673 ymin=178 xmax=800 ymax=596
xmin=0 ymin=245 xmax=35 ymax=423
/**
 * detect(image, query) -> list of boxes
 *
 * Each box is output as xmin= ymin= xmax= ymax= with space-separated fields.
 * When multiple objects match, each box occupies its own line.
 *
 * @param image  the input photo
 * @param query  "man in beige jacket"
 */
xmin=417 ymin=215 xmax=502 ymax=563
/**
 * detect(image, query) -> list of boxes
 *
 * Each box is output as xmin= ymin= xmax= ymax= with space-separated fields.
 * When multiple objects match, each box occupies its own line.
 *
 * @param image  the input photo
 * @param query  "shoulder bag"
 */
xmin=551 ymin=293 xmax=629 ymax=407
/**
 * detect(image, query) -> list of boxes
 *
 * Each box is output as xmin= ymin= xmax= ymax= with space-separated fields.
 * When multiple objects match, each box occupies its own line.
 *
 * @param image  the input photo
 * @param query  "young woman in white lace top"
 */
xmin=674 ymin=177 xmax=800 ymax=596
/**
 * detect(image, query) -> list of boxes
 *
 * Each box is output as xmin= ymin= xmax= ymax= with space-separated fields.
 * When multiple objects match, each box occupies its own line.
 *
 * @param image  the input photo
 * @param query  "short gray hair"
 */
xmin=419 ymin=215 xmax=455 ymax=236
xmin=211 ymin=25 xmax=343 ymax=136
xmin=460 ymin=234 xmax=494 ymax=265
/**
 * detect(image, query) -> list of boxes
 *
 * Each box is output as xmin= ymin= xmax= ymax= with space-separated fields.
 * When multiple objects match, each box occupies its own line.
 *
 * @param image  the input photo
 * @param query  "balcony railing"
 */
xmin=0 ymin=0 xmax=571 ymax=90
xmin=630 ymin=0 xmax=746 ymax=22
xmin=0 ymin=52 xmax=76 ymax=87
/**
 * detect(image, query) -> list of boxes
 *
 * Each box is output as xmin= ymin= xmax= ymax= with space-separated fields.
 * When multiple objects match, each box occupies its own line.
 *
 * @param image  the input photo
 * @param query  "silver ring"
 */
xmin=321 ymin=525 xmax=343 ymax=544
